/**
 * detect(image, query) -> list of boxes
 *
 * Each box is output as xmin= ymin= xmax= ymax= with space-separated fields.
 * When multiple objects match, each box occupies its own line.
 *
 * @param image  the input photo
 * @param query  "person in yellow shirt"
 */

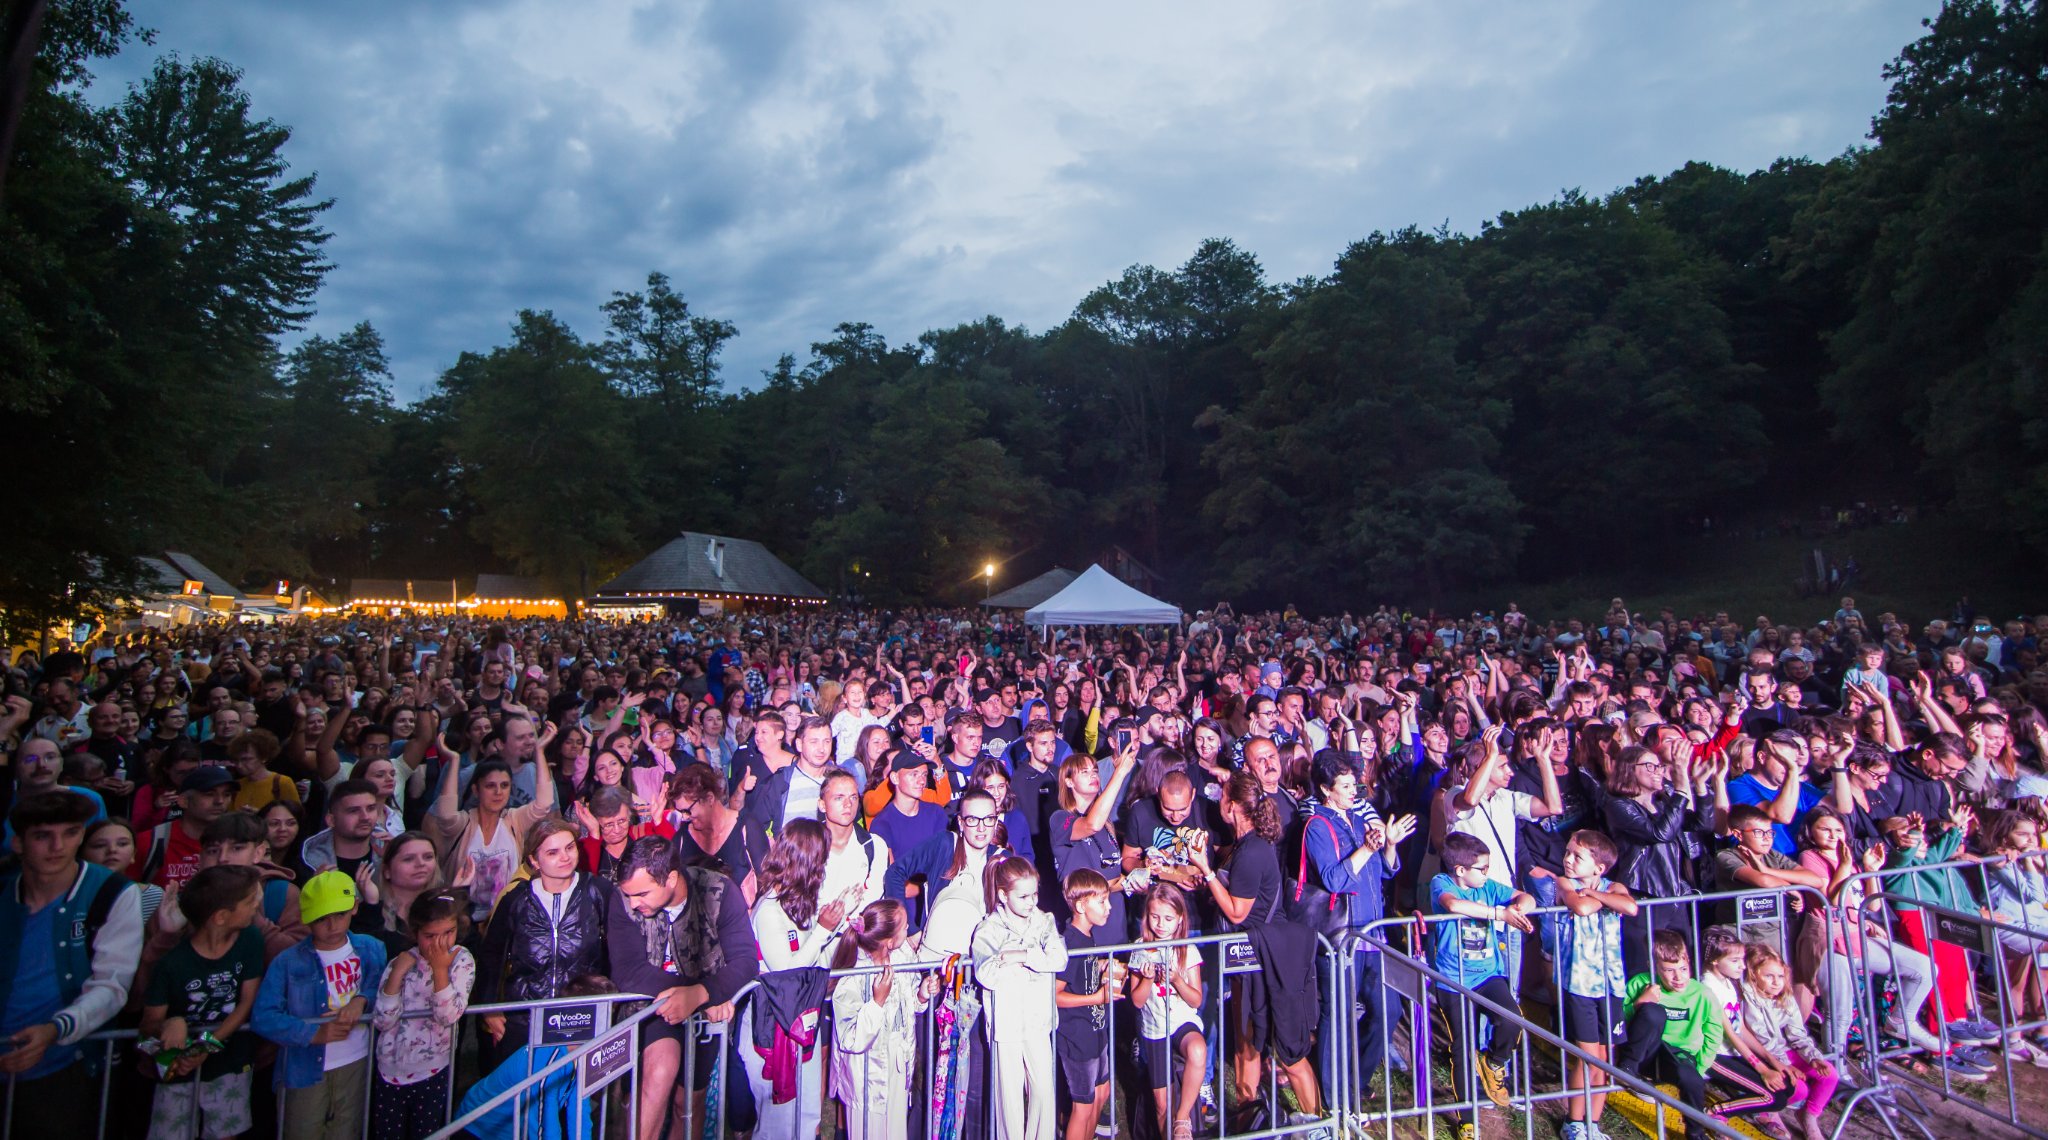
xmin=227 ymin=729 xmax=300 ymax=813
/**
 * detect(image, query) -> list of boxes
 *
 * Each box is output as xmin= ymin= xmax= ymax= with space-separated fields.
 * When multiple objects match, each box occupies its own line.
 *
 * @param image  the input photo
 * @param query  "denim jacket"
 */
xmin=252 ymin=933 xmax=388 ymax=1089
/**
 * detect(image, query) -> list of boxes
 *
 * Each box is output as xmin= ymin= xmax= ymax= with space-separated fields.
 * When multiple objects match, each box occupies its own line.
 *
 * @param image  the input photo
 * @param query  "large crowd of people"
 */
xmin=2 ymin=595 xmax=2045 ymax=1140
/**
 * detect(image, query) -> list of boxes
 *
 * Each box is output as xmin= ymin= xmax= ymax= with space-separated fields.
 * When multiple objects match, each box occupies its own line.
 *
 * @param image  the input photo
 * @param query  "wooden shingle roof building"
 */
xmin=590 ymin=532 xmax=826 ymax=609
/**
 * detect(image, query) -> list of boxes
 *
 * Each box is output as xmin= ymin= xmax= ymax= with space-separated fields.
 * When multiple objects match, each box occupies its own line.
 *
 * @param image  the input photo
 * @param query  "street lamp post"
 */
xmin=983 ymin=562 xmax=995 ymax=599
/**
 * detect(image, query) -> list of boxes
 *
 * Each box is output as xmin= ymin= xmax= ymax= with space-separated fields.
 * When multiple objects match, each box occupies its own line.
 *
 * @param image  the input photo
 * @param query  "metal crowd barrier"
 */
xmin=417 ymin=929 xmax=1352 ymax=1140
xmin=1343 ymin=930 xmax=1746 ymax=1140
xmin=2 ymin=1025 xmax=144 ymax=1140
xmin=1353 ymin=884 xmax=1828 ymax=1069
xmin=1826 ymin=849 xmax=2048 ymax=1140
xmin=27 ymin=863 xmax=2048 ymax=1140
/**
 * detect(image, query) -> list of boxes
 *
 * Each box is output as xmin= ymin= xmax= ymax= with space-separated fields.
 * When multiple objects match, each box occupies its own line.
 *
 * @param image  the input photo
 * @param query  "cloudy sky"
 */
xmin=97 ymin=0 xmax=1934 ymax=397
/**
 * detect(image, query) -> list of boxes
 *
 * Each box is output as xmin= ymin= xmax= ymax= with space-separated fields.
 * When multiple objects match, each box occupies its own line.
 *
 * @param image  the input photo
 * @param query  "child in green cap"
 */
xmin=253 ymin=869 xmax=388 ymax=1140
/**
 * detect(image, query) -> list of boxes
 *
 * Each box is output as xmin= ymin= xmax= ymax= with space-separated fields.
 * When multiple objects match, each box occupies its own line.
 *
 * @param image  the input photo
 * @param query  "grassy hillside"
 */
xmin=1464 ymin=516 xmax=2041 ymax=628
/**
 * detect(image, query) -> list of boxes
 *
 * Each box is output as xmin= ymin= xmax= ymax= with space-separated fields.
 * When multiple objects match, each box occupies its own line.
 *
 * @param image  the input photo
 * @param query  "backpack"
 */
xmin=83 ymin=870 xmax=129 ymax=952
xmin=138 ymin=822 xmax=173 ymax=886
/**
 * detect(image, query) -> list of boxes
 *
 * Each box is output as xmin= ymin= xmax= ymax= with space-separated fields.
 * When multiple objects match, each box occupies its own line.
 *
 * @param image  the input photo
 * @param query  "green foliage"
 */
xmin=1801 ymin=0 xmax=2048 ymax=548
xmin=8 ymin=0 xmax=2045 ymax=618
xmin=0 ymin=7 xmax=329 ymax=629
xmin=442 ymin=312 xmax=642 ymax=606
xmin=1200 ymin=229 xmax=1519 ymax=601
xmin=600 ymin=272 xmax=738 ymax=538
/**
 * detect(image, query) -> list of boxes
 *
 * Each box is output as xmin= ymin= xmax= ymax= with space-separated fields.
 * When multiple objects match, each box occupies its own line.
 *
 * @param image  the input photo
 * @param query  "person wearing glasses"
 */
xmin=1713 ymin=803 xmax=1827 ymax=948
xmin=1603 ymin=743 xmax=1715 ymax=975
xmin=882 ymin=787 xmax=1006 ymax=936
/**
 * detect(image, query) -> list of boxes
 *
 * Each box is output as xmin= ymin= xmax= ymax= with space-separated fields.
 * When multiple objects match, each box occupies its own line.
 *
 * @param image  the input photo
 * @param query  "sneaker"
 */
xmin=1562 ymin=1123 xmax=1589 ymax=1140
xmin=1953 ymin=1044 xmax=1998 ymax=1071
xmin=1965 ymin=1017 xmax=2005 ymax=1042
xmin=1946 ymin=1019 xmax=1998 ymax=1047
xmin=1752 ymin=1111 xmax=1793 ymax=1140
xmin=1475 ymin=1053 xmax=1511 ymax=1107
xmin=1456 ymin=1124 xmax=1478 ymax=1140
xmin=1936 ymin=1051 xmax=1991 ymax=1082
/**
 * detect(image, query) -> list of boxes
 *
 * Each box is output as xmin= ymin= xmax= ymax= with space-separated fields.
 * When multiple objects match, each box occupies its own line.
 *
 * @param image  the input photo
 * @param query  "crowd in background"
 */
xmin=3 ymin=594 xmax=2047 ymax=1140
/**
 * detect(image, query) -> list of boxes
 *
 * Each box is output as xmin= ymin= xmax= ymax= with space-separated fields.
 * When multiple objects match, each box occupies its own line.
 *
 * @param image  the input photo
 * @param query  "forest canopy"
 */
xmin=3 ymin=0 xmax=2044 ymax=619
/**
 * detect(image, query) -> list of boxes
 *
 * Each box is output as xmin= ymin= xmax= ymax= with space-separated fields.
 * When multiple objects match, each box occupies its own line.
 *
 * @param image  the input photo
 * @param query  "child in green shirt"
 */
xmin=1611 ymin=928 xmax=1722 ymax=1140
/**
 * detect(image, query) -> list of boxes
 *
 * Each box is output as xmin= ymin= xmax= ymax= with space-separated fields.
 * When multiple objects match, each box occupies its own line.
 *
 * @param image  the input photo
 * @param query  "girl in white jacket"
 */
xmin=830 ymin=900 xmax=940 ymax=1140
xmin=972 ymin=856 xmax=1068 ymax=1140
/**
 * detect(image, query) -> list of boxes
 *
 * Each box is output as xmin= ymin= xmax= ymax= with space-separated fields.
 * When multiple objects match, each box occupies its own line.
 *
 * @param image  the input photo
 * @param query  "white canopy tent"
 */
xmin=1024 ymin=564 xmax=1180 ymax=627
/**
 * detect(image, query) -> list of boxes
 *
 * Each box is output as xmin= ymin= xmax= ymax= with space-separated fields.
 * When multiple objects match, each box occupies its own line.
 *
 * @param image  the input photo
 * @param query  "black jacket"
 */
xmin=1603 ymin=791 xmax=1714 ymax=901
xmin=477 ymin=872 xmax=617 ymax=1004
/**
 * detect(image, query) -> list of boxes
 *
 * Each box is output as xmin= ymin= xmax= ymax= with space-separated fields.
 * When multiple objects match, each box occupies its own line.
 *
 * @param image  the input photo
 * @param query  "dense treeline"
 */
xmin=3 ymin=0 xmax=2044 ymax=622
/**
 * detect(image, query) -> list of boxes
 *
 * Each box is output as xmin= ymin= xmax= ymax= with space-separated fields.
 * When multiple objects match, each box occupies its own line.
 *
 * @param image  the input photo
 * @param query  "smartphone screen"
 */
xmin=1115 ymin=728 xmax=1133 ymax=751
xmin=920 ymin=725 xmax=934 ymax=745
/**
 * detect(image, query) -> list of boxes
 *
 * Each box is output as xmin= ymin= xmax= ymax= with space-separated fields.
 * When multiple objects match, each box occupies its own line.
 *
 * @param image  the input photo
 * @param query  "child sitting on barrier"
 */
xmin=1126 ymin=882 xmax=1206 ymax=1140
xmin=1612 ymin=928 xmax=1724 ymax=1140
xmin=1696 ymin=926 xmax=1795 ymax=1135
xmin=1428 ymin=831 xmax=1536 ymax=1140
xmin=1741 ymin=942 xmax=1837 ymax=1140
xmin=1556 ymin=829 xmax=1636 ymax=1140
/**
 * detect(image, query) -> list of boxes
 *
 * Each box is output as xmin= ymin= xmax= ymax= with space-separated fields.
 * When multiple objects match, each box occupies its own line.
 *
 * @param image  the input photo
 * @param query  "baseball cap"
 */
xmin=300 ymin=871 xmax=359 ymax=924
xmin=972 ymin=686 xmax=1000 ymax=705
xmin=889 ymin=752 xmax=931 ymax=774
xmin=179 ymin=765 xmax=235 ymax=794
xmin=1260 ymin=663 xmax=1283 ymax=685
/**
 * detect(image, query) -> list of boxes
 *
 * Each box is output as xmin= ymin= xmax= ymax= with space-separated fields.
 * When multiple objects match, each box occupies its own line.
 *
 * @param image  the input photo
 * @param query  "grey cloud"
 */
xmin=101 ymin=0 xmax=1932 ymax=395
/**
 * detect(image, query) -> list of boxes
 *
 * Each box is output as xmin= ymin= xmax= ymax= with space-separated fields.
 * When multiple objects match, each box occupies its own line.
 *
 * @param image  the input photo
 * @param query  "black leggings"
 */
xmin=1611 ymin=1002 xmax=1792 ymax=1139
xmin=370 ymin=1068 xmax=450 ymax=1140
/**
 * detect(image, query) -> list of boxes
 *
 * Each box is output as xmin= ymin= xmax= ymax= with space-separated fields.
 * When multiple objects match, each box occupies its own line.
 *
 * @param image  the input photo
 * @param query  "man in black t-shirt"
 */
xmin=975 ymin=687 xmax=1022 ymax=763
xmin=1120 ymin=772 xmax=1215 ymax=897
